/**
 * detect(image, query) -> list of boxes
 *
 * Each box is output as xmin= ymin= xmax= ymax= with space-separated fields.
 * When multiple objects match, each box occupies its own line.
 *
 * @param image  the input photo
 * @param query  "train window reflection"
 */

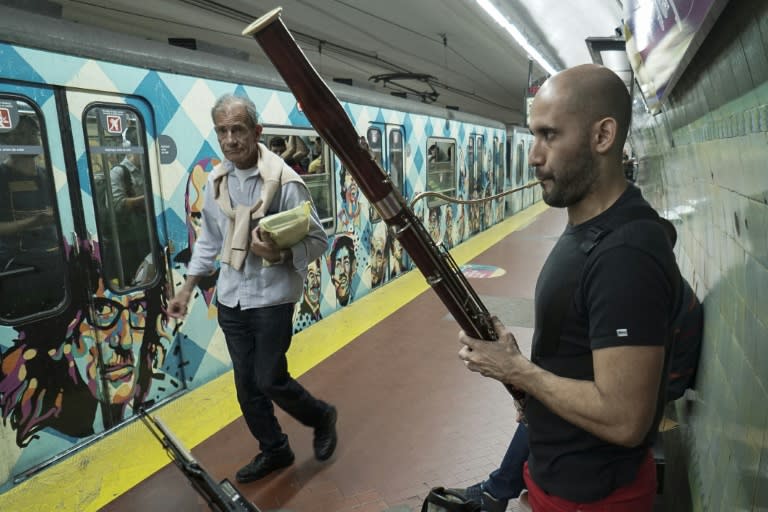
xmin=366 ymin=127 xmax=383 ymax=167
xmin=84 ymin=106 xmax=158 ymax=291
xmin=426 ymin=137 xmax=456 ymax=206
xmin=515 ymin=140 xmax=525 ymax=185
xmin=0 ymin=97 xmax=67 ymax=322
xmin=262 ymin=130 xmax=333 ymax=230
xmin=388 ymin=128 xmax=404 ymax=194
xmin=494 ymin=137 xmax=503 ymax=194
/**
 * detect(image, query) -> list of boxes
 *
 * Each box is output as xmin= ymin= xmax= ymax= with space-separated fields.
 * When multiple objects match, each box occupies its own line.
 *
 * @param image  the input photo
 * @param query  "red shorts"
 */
xmin=523 ymin=450 xmax=656 ymax=512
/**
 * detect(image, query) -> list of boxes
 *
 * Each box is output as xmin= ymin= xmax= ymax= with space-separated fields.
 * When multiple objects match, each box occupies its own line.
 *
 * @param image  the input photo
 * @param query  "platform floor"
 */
xmin=102 ymin=206 xmax=566 ymax=512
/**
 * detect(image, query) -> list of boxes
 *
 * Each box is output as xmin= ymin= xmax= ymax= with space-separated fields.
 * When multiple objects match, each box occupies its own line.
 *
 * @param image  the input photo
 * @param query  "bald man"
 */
xmin=454 ymin=65 xmax=680 ymax=511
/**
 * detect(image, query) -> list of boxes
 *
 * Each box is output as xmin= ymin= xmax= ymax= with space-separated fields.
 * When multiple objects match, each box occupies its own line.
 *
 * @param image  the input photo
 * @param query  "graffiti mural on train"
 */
xmin=0 ymin=242 xmax=180 ymax=486
xmin=0 ymin=22 xmax=538 ymax=490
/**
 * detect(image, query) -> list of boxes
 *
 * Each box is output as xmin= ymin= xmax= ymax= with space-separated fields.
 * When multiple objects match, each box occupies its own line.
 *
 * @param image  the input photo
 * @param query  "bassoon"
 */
xmin=243 ymin=8 xmax=525 ymax=405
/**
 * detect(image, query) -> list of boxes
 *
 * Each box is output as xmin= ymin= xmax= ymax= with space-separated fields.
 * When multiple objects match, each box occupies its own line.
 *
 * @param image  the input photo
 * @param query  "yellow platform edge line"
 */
xmin=0 ymin=202 xmax=547 ymax=512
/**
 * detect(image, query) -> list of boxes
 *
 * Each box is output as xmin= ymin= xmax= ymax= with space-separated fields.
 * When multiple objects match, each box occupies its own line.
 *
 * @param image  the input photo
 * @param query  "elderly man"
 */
xmin=168 ymin=94 xmax=337 ymax=483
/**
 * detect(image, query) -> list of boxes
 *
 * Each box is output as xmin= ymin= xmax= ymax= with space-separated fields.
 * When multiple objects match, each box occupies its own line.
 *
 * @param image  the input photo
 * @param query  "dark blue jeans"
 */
xmin=484 ymin=422 xmax=529 ymax=500
xmin=218 ymin=302 xmax=328 ymax=454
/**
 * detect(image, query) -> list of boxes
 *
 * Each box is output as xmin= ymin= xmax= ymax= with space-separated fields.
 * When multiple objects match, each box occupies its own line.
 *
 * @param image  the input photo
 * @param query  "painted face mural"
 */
xmin=174 ymin=158 xmax=220 ymax=310
xmin=0 ymin=244 xmax=174 ymax=451
xmin=390 ymin=235 xmax=406 ymax=279
xmin=444 ymin=205 xmax=454 ymax=248
xmin=338 ymin=167 xmax=361 ymax=232
xmin=329 ymin=235 xmax=357 ymax=307
xmin=428 ymin=206 xmax=442 ymax=243
xmin=294 ymin=257 xmax=322 ymax=333
xmin=76 ymin=280 xmax=153 ymax=407
xmin=369 ymin=222 xmax=389 ymax=289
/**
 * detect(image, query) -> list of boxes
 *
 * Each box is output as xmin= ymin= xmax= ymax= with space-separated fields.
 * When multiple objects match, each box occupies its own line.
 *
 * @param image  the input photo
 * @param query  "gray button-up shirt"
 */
xmin=187 ymin=150 xmax=328 ymax=310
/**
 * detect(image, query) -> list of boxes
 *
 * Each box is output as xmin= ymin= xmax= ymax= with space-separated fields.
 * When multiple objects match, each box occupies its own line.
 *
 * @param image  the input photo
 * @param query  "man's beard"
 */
xmin=542 ymin=145 xmax=597 ymax=208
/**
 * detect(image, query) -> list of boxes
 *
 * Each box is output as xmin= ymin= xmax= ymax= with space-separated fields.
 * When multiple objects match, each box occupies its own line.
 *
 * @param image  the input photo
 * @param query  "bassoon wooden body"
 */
xmin=243 ymin=8 xmax=525 ymax=403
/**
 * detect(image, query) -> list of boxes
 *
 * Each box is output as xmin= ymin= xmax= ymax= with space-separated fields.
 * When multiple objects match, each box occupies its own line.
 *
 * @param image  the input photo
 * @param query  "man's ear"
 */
xmin=592 ymin=117 xmax=617 ymax=154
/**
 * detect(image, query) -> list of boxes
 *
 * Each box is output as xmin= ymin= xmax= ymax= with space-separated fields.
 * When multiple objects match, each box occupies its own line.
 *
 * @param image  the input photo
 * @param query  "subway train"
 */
xmin=0 ymin=8 xmax=541 ymax=494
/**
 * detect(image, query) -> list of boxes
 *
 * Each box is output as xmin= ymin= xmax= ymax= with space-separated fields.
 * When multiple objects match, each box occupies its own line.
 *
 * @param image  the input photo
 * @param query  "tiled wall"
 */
xmin=630 ymin=2 xmax=768 ymax=511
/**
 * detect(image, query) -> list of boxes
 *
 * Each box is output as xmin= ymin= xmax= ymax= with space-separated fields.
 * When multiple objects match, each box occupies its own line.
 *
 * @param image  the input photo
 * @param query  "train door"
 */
xmin=64 ymin=90 xmax=183 ymax=430
xmin=505 ymin=131 xmax=528 ymax=215
xmin=0 ymin=84 xmax=86 ymax=486
xmin=0 ymin=83 xmax=180 ymax=486
xmin=366 ymin=123 xmax=405 ymax=195
xmin=365 ymin=122 xmax=404 ymax=287
xmin=492 ymin=136 xmax=503 ymax=221
xmin=522 ymin=136 xmax=536 ymax=208
xmin=515 ymin=134 xmax=528 ymax=213
xmin=467 ymin=133 xmax=485 ymax=233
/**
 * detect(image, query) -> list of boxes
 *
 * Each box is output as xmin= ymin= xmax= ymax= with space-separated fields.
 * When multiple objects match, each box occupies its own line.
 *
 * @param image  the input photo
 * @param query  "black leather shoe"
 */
xmin=236 ymin=446 xmax=295 ymax=483
xmin=447 ymin=483 xmax=508 ymax=512
xmin=313 ymin=405 xmax=337 ymax=461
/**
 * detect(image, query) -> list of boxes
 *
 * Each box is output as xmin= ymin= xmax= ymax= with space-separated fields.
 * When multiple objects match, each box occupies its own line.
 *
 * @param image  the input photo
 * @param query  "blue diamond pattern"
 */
xmin=413 ymin=146 xmax=423 ymax=173
xmin=134 ymin=71 xmax=179 ymax=133
xmin=0 ymin=46 xmax=43 ymax=83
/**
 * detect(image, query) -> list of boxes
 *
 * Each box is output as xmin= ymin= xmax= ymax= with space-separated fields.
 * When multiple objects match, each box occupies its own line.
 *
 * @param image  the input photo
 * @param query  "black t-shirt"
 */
xmin=526 ymin=185 xmax=678 ymax=502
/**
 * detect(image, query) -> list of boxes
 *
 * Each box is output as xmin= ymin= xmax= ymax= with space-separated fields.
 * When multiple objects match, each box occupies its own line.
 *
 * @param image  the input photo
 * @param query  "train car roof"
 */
xmin=0 ymin=5 xmax=505 ymax=131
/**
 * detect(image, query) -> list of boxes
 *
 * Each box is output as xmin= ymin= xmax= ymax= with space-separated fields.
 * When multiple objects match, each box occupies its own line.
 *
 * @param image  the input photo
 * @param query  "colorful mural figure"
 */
xmin=444 ymin=205 xmax=455 ymax=249
xmin=469 ymin=185 xmax=482 ymax=234
xmin=389 ymin=235 xmax=407 ymax=279
xmin=0 ymin=34 xmax=511 ymax=493
xmin=0 ymin=254 xmax=97 ymax=446
xmin=293 ymin=257 xmax=322 ymax=333
xmin=0 ymin=242 xmax=176 ymax=483
xmin=457 ymin=204 xmax=467 ymax=244
xmin=173 ymin=157 xmax=220 ymax=313
xmin=78 ymin=259 xmax=174 ymax=422
xmin=337 ymin=166 xmax=362 ymax=234
xmin=328 ymin=235 xmax=357 ymax=307
xmin=365 ymin=222 xmax=389 ymax=289
xmin=428 ymin=206 xmax=442 ymax=243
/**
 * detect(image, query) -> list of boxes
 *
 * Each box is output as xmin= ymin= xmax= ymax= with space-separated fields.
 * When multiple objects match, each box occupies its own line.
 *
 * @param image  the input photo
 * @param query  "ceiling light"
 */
xmin=475 ymin=0 xmax=557 ymax=76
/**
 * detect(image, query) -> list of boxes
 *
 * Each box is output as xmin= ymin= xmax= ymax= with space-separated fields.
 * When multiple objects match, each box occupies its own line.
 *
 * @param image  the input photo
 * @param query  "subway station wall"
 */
xmin=630 ymin=2 xmax=768 ymax=511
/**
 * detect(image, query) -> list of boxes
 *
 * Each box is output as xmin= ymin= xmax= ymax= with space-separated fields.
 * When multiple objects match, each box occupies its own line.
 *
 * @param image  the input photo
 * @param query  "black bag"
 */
xmin=421 ymin=487 xmax=480 ymax=512
xmin=579 ymin=213 xmax=703 ymax=402
xmin=665 ymin=277 xmax=703 ymax=401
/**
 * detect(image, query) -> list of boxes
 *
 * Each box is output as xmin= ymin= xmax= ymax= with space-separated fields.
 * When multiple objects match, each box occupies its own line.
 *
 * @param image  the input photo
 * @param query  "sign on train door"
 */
xmin=65 ymin=90 xmax=184 ymax=429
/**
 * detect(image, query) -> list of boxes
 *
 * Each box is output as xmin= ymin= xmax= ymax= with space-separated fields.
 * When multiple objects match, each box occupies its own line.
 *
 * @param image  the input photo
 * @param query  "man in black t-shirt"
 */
xmin=457 ymin=64 xmax=679 ymax=512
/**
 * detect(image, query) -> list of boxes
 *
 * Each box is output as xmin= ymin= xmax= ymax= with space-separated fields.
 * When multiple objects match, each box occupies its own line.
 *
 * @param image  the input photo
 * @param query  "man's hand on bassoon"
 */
xmin=458 ymin=316 xmax=526 ymax=385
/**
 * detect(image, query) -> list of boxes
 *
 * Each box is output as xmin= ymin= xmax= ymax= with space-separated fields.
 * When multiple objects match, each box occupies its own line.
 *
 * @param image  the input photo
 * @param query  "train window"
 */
xmin=83 ymin=106 xmax=158 ymax=291
xmin=493 ymin=136 xmax=502 ymax=194
xmin=475 ymin=135 xmax=485 ymax=183
xmin=0 ymin=97 xmax=68 ymax=322
xmin=366 ymin=127 xmax=383 ymax=167
xmin=261 ymin=130 xmax=333 ymax=230
xmin=426 ymin=137 xmax=456 ymax=206
xmin=527 ymin=140 xmax=536 ymax=182
xmin=515 ymin=140 xmax=525 ymax=184
xmin=388 ymin=128 xmax=404 ymax=194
